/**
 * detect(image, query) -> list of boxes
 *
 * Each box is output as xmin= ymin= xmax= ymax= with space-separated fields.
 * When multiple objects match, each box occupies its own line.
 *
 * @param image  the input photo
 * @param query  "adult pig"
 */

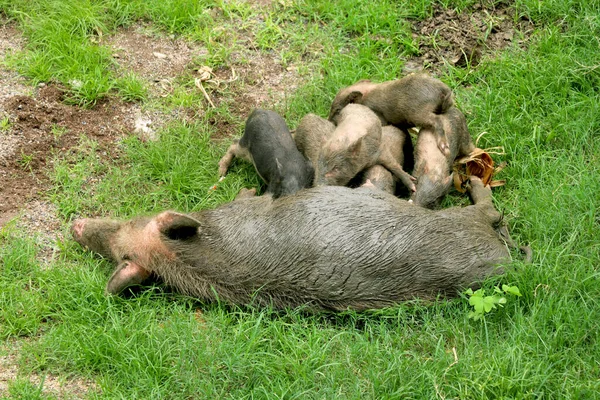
xmin=72 ymin=177 xmax=512 ymax=311
xmin=218 ymin=109 xmax=314 ymax=198
xmin=316 ymin=104 xmax=415 ymax=191
xmin=328 ymin=73 xmax=453 ymax=155
xmin=411 ymin=107 xmax=475 ymax=208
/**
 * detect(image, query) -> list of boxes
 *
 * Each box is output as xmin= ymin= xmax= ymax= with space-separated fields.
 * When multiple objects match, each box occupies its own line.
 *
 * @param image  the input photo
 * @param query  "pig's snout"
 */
xmin=71 ymin=219 xmax=88 ymax=241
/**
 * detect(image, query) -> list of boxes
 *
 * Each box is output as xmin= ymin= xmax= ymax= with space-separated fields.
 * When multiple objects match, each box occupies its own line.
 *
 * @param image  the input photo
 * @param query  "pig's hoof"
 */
xmin=437 ymin=138 xmax=450 ymax=156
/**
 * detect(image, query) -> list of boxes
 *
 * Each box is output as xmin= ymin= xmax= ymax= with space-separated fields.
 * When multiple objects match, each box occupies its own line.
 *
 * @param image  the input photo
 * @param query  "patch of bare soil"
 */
xmin=108 ymin=24 xmax=206 ymax=97
xmin=404 ymin=2 xmax=534 ymax=73
xmin=0 ymin=339 xmax=99 ymax=398
xmin=208 ymin=53 xmax=303 ymax=139
xmin=104 ymin=20 xmax=304 ymax=140
xmin=0 ymin=85 xmax=135 ymax=227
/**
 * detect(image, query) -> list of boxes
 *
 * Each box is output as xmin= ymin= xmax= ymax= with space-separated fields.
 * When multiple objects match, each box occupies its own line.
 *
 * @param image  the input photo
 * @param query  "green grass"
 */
xmin=1 ymin=0 xmax=600 ymax=398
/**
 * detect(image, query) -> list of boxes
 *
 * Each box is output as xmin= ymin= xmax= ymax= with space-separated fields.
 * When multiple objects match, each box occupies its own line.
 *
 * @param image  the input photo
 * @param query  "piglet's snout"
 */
xmin=71 ymin=219 xmax=88 ymax=241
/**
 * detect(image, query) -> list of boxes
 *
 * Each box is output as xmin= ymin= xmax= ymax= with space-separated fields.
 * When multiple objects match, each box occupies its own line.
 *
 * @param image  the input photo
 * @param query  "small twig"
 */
xmin=195 ymin=78 xmax=216 ymax=108
xmin=475 ymin=131 xmax=488 ymax=147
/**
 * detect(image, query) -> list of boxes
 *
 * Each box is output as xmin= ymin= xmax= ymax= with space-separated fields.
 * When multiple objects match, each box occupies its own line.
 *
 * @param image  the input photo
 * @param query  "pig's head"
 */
xmin=411 ymin=174 xmax=453 ymax=209
xmin=71 ymin=218 xmax=125 ymax=261
xmin=72 ymin=211 xmax=202 ymax=295
xmin=314 ymin=139 xmax=366 ymax=186
xmin=328 ymin=80 xmax=374 ymax=124
xmin=268 ymin=158 xmax=314 ymax=198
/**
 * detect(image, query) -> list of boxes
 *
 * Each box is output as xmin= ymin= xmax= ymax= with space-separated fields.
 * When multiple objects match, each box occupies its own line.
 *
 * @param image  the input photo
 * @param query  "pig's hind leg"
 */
xmin=235 ymin=187 xmax=257 ymax=200
xmin=433 ymin=115 xmax=451 ymax=157
xmin=470 ymin=177 xmax=533 ymax=262
xmin=467 ymin=176 xmax=493 ymax=206
xmin=218 ymin=140 xmax=252 ymax=176
xmin=468 ymin=176 xmax=503 ymax=226
xmin=377 ymin=154 xmax=416 ymax=192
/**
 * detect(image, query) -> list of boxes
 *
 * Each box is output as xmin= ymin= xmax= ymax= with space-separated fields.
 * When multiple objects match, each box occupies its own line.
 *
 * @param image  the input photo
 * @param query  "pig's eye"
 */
xmin=122 ymin=254 xmax=131 ymax=261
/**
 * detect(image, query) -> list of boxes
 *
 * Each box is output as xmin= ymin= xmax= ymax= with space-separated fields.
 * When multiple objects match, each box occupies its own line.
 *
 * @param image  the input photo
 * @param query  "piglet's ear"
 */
xmin=348 ymin=139 xmax=363 ymax=156
xmin=106 ymin=261 xmax=151 ymax=295
xmin=156 ymin=211 xmax=201 ymax=241
xmin=347 ymin=91 xmax=363 ymax=103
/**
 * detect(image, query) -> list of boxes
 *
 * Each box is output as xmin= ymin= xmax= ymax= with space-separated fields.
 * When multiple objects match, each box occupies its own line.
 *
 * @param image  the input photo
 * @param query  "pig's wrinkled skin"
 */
xmin=411 ymin=107 xmax=475 ymax=209
xmin=315 ymin=104 xmax=415 ymax=191
xmin=72 ymin=177 xmax=512 ymax=311
xmin=218 ymin=109 xmax=314 ymax=198
xmin=328 ymin=73 xmax=453 ymax=155
xmin=360 ymin=126 xmax=413 ymax=194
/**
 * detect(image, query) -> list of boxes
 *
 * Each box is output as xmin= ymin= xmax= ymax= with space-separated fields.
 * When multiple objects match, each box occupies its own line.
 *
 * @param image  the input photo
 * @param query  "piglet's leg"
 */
xmin=377 ymin=154 xmax=416 ymax=192
xmin=218 ymin=140 xmax=252 ymax=177
xmin=433 ymin=116 xmax=450 ymax=156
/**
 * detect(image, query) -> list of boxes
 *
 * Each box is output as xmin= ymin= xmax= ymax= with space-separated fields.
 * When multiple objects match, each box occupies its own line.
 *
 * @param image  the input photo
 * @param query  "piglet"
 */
xmin=218 ymin=109 xmax=314 ymax=198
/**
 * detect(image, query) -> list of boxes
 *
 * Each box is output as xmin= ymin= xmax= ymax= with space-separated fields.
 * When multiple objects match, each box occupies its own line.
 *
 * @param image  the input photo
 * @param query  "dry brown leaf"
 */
xmin=453 ymin=147 xmax=506 ymax=192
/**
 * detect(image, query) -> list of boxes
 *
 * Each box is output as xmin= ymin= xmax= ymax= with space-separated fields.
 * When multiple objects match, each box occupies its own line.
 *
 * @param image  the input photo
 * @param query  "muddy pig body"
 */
xmin=294 ymin=113 xmax=336 ymax=171
xmin=328 ymin=73 xmax=453 ymax=155
xmin=218 ymin=109 xmax=314 ymax=198
xmin=361 ymin=125 xmax=413 ymax=194
xmin=72 ymin=178 xmax=511 ymax=311
xmin=411 ymin=107 xmax=475 ymax=208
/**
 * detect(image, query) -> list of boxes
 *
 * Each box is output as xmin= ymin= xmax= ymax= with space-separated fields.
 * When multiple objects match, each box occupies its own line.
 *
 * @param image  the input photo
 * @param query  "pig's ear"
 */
xmin=349 ymin=140 xmax=363 ymax=156
xmin=347 ymin=91 xmax=363 ymax=103
xmin=156 ymin=211 xmax=201 ymax=241
xmin=106 ymin=261 xmax=151 ymax=295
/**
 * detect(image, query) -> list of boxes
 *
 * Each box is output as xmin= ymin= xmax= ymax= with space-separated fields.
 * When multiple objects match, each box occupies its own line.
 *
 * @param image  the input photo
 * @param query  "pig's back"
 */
xmin=193 ymin=186 xmax=509 ymax=309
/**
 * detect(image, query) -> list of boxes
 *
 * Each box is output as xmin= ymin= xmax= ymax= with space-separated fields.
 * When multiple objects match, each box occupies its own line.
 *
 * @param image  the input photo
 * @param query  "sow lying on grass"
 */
xmin=72 ymin=177 xmax=513 ymax=311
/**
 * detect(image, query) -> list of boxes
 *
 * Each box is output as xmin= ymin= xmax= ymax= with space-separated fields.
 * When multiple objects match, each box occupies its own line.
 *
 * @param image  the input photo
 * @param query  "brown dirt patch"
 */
xmin=0 ymin=85 xmax=135 ymax=227
xmin=206 ymin=53 xmax=303 ymax=140
xmin=108 ymin=24 xmax=207 ymax=96
xmin=404 ymin=2 xmax=535 ymax=73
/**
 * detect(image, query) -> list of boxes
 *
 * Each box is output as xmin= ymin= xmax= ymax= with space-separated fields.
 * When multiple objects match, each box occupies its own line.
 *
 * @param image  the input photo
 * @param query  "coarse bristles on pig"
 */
xmin=218 ymin=109 xmax=314 ymax=198
xmin=72 ymin=178 xmax=513 ymax=311
xmin=411 ymin=107 xmax=476 ymax=208
xmin=328 ymin=73 xmax=453 ymax=155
